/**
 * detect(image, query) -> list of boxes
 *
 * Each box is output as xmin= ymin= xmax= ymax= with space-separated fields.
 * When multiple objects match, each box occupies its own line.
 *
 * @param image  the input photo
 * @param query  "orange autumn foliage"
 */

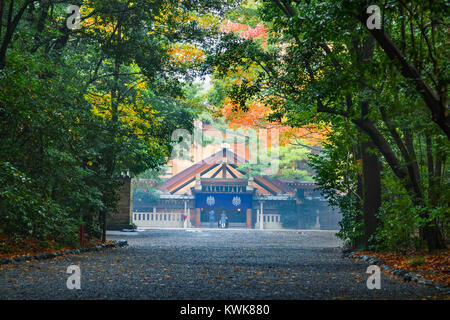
xmin=354 ymin=250 xmax=450 ymax=288
xmin=222 ymin=98 xmax=327 ymax=146
xmin=0 ymin=234 xmax=114 ymax=259
xmin=218 ymin=20 xmax=328 ymax=146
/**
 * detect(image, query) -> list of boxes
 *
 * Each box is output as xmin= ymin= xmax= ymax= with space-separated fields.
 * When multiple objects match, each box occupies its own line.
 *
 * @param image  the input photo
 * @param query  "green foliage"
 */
xmin=133 ymin=188 xmax=160 ymax=205
xmin=337 ymin=207 xmax=365 ymax=249
xmin=0 ymin=162 xmax=78 ymax=245
xmin=0 ymin=0 xmax=223 ymax=245
xmin=308 ymin=125 xmax=365 ymax=247
xmin=408 ymin=256 xmax=426 ymax=268
xmin=276 ymin=144 xmax=315 ymax=180
xmin=208 ymin=0 xmax=449 ymax=251
xmin=374 ymin=175 xmax=449 ymax=252
xmin=375 ymin=197 xmax=424 ymax=252
xmin=127 ymin=222 xmax=137 ymax=230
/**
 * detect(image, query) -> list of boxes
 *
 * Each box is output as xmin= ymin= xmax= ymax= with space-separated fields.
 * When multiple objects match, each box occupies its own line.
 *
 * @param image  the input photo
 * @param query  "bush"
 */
xmin=408 ymin=256 xmax=426 ymax=267
xmin=373 ymin=177 xmax=425 ymax=251
xmin=335 ymin=195 xmax=365 ymax=249
xmin=0 ymin=162 xmax=79 ymax=246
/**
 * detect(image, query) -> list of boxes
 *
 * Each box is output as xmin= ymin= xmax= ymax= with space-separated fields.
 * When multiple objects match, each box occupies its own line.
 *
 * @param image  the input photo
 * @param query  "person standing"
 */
xmin=208 ymin=209 xmax=215 ymax=228
xmin=220 ymin=211 xmax=228 ymax=228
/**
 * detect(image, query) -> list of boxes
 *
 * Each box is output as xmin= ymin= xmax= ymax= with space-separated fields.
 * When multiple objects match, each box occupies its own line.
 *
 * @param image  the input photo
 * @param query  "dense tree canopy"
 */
xmin=206 ymin=0 xmax=449 ymax=251
xmin=0 ymin=0 xmax=448 ymax=253
xmin=0 ymin=0 xmax=231 ymax=244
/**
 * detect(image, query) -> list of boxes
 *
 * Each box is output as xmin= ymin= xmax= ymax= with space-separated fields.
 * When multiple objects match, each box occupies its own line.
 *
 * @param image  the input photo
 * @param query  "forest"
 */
xmin=0 ymin=0 xmax=448 ymax=254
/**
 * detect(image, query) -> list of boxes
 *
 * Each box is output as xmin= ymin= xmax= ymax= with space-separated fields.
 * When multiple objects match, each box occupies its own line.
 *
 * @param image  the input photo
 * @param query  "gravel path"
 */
xmin=0 ymin=229 xmax=447 ymax=299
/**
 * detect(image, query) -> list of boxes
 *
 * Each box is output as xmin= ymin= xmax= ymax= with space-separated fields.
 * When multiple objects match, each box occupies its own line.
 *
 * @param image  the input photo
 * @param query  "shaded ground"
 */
xmin=0 ymin=234 xmax=112 ymax=259
xmin=0 ymin=229 xmax=447 ymax=299
xmin=353 ymin=250 xmax=450 ymax=287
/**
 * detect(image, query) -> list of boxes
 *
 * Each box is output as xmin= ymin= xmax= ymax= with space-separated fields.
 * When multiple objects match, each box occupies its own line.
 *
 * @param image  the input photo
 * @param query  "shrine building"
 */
xmin=107 ymin=121 xmax=341 ymax=230
xmin=130 ymin=147 xmax=335 ymax=229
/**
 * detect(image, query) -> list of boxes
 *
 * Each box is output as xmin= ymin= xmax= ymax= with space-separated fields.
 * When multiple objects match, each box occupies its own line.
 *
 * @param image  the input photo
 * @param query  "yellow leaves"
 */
xmin=195 ymin=14 xmax=221 ymax=29
xmin=78 ymin=5 xmax=125 ymax=40
xmin=85 ymin=86 xmax=160 ymax=142
xmin=137 ymin=81 xmax=147 ymax=89
xmin=151 ymin=3 xmax=219 ymax=37
xmin=167 ymin=43 xmax=205 ymax=66
xmin=86 ymin=92 xmax=111 ymax=118
xmin=87 ymin=161 xmax=93 ymax=166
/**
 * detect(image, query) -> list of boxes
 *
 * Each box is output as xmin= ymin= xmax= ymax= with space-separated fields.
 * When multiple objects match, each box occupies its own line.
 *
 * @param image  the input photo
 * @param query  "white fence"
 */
xmin=133 ymin=211 xmax=282 ymax=229
xmin=133 ymin=212 xmax=184 ymax=228
xmin=255 ymin=213 xmax=282 ymax=229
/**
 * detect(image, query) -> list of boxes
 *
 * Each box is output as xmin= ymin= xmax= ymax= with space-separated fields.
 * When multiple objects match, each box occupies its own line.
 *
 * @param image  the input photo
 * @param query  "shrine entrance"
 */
xmin=200 ymin=207 xmax=247 ymax=228
xmin=195 ymin=190 xmax=253 ymax=228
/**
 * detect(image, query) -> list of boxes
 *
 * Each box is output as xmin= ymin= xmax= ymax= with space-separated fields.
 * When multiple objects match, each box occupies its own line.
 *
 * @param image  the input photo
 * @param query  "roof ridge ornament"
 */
xmin=194 ymin=173 xmax=202 ymax=191
xmin=247 ymin=176 xmax=254 ymax=191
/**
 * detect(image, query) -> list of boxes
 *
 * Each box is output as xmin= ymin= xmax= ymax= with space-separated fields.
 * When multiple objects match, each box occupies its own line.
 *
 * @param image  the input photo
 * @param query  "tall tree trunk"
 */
xmin=99 ymin=211 xmax=106 ymax=243
xmin=353 ymin=139 xmax=365 ymax=249
xmin=353 ymin=117 xmax=446 ymax=250
xmin=357 ymin=35 xmax=381 ymax=249
xmin=99 ymin=20 xmax=122 ymax=242
xmin=421 ymin=135 xmax=446 ymax=251
xmin=420 ymin=221 xmax=445 ymax=252
xmin=361 ymin=138 xmax=381 ymax=249
xmin=0 ymin=0 xmax=34 ymax=69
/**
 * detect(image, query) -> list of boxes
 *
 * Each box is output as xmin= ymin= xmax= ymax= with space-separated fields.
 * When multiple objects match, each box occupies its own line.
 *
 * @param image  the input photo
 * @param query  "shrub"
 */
xmin=408 ymin=256 xmax=426 ymax=267
xmin=0 ymin=162 xmax=79 ymax=246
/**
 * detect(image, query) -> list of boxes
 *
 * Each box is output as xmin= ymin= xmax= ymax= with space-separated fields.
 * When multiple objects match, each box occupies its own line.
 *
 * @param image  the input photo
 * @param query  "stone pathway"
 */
xmin=0 ymin=229 xmax=447 ymax=299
